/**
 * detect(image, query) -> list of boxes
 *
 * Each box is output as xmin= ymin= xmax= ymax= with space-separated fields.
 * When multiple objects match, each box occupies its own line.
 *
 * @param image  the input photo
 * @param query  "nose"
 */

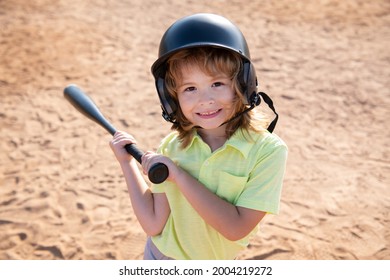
xmin=199 ymin=88 xmax=215 ymax=106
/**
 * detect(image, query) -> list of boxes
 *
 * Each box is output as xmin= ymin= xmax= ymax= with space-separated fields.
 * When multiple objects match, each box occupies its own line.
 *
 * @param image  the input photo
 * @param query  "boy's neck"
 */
xmin=197 ymin=126 xmax=228 ymax=152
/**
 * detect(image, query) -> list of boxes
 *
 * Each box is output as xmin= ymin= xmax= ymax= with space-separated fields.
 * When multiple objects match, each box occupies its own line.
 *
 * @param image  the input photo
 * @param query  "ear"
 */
xmin=156 ymin=77 xmax=177 ymax=122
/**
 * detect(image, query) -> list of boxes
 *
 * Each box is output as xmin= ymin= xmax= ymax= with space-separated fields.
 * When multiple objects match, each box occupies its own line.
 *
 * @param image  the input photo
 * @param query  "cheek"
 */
xmin=177 ymin=95 xmax=196 ymax=116
xmin=220 ymin=91 xmax=236 ymax=108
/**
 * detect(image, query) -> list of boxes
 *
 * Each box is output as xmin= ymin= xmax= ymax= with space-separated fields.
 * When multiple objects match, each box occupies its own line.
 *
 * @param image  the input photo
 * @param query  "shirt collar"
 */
xmin=225 ymin=129 xmax=255 ymax=159
xmin=184 ymin=128 xmax=256 ymax=159
xmin=183 ymin=131 xmax=203 ymax=152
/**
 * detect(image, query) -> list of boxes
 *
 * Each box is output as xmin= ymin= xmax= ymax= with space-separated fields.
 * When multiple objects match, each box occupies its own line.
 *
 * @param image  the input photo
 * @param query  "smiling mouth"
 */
xmin=198 ymin=109 xmax=221 ymax=116
xmin=197 ymin=109 xmax=222 ymax=117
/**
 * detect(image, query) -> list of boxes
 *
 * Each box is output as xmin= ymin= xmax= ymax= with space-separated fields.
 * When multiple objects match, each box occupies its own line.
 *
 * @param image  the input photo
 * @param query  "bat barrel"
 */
xmin=64 ymin=84 xmax=169 ymax=184
xmin=64 ymin=85 xmax=116 ymax=135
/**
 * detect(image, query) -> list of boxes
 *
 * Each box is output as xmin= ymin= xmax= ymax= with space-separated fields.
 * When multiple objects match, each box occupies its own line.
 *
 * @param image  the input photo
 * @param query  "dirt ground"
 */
xmin=0 ymin=0 xmax=389 ymax=260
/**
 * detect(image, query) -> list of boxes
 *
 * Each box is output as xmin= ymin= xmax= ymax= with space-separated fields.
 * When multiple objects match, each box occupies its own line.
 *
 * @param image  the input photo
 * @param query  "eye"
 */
xmin=184 ymin=86 xmax=196 ymax=92
xmin=212 ymin=82 xmax=224 ymax=87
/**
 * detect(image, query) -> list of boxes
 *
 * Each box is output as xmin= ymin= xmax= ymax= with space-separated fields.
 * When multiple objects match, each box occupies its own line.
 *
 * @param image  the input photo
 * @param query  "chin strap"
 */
xmin=259 ymin=92 xmax=279 ymax=133
xmin=220 ymin=92 xmax=279 ymax=133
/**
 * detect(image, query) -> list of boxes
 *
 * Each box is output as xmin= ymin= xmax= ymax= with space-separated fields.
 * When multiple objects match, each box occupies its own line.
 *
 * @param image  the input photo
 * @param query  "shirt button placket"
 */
xmin=199 ymin=158 xmax=211 ymax=182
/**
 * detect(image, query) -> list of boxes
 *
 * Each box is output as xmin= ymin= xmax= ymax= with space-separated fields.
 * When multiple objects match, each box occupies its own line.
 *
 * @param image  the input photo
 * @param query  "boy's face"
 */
xmin=176 ymin=63 xmax=235 ymax=130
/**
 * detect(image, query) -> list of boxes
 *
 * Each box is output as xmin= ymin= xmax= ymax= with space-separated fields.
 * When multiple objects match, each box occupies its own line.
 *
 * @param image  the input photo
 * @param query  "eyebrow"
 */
xmin=177 ymin=81 xmax=193 ymax=88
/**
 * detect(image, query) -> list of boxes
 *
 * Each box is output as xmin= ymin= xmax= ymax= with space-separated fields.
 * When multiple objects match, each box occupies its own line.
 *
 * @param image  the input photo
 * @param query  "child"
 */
xmin=110 ymin=13 xmax=287 ymax=260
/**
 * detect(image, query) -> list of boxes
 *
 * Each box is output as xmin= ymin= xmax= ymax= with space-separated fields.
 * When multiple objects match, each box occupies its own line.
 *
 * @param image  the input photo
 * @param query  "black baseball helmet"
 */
xmin=151 ymin=13 xmax=259 ymax=123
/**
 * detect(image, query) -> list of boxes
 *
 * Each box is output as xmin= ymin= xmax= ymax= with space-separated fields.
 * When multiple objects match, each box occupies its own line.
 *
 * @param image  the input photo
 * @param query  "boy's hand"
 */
xmin=141 ymin=152 xmax=179 ymax=182
xmin=110 ymin=131 xmax=137 ymax=164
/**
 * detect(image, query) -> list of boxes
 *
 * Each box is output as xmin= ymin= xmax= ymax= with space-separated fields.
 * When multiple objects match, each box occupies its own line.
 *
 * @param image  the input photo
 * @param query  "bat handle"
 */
xmin=124 ymin=144 xmax=169 ymax=184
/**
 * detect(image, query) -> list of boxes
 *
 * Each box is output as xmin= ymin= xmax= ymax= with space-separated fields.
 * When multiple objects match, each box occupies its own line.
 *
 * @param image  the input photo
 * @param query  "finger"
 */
xmin=112 ymin=132 xmax=137 ymax=145
xmin=141 ymin=152 xmax=154 ymax=173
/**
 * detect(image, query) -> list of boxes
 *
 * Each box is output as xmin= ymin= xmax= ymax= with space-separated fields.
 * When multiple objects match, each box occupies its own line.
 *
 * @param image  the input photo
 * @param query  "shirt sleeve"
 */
xmin=235 ymin=136 xmax=288 ymax=214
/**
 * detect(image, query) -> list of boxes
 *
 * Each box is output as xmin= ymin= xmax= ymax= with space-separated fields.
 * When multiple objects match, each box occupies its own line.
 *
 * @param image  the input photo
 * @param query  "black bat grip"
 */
xmin=124 ymin=144 xmax=169 ymax=184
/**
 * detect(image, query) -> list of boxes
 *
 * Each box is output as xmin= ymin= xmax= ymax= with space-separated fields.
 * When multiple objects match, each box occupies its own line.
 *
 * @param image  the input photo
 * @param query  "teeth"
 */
xmin=199 ymin=110 xmax=219 ymax=116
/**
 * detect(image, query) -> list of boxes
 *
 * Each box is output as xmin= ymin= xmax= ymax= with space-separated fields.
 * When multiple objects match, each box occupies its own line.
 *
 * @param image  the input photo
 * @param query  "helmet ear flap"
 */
xmin=156 ymin=77 xmax=177 ymax=122
xmin=240 ymin=61 xmax=258 ymax=106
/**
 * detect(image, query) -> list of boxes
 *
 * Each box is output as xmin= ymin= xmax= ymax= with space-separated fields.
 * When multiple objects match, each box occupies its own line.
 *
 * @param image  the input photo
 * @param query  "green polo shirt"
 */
xmin=151 ymin=128 xmax=287 ymax=259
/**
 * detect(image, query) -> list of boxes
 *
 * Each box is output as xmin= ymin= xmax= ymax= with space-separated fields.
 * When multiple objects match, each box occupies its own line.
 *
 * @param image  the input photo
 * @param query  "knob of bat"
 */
xmin=148 ymin=162 xmax=169 ymax=184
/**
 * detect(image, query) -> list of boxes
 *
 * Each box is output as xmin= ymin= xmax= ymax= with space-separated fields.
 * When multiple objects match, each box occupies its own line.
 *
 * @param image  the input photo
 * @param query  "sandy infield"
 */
xmin=0 ymin=0 xmax=389 ymax=259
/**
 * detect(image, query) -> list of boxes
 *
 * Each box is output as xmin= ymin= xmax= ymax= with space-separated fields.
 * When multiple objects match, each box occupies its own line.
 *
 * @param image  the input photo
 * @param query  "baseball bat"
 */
xmin=63 ymin=84 xmax=169 ymax=184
